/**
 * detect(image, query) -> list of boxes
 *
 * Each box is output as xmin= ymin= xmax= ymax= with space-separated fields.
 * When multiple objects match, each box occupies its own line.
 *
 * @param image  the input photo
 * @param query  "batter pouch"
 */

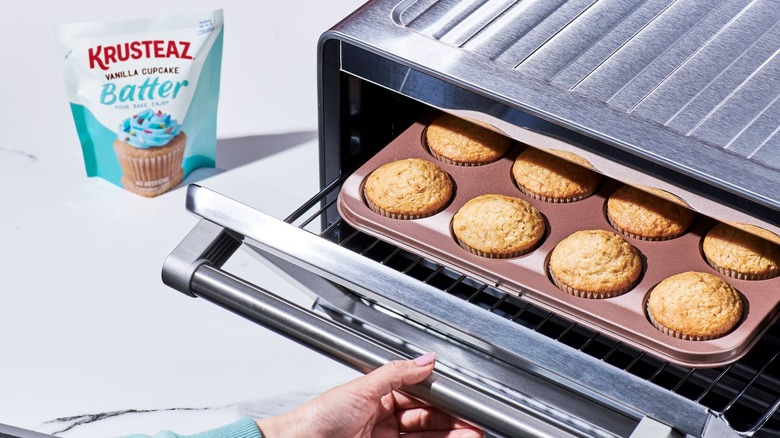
xmin=56 ymin=10 xmax=224 ymax=197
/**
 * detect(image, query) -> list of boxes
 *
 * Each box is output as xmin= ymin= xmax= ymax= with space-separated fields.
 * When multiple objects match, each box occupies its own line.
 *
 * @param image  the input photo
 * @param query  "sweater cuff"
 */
xmin=190 ymin=417 xmax=262 ymax=438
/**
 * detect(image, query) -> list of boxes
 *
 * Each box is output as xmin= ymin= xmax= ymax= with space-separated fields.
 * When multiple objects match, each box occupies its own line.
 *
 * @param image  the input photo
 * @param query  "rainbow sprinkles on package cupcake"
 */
xmin=56 ymin=10 xmax=223 ymax=197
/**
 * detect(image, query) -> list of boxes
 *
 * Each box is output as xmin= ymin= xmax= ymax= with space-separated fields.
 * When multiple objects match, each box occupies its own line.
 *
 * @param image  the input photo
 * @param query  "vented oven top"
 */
xmin=332 ymin=0 xmax=780 ymax=239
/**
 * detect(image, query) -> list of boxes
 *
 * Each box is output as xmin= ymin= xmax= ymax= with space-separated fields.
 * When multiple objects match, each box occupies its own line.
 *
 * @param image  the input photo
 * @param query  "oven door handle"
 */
xmin=162 ymin=217 xmax=582 ymax=438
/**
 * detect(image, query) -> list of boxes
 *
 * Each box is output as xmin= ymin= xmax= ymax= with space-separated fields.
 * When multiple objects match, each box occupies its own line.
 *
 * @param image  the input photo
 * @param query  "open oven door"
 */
xmin=161 ymin=184 xmax=740 ymax=438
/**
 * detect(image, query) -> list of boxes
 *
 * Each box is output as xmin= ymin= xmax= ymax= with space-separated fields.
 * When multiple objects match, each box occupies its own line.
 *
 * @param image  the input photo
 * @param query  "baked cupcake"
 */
xmin=452 ymin=194 xmax=545 ymax=258
xmin=113 ymin=109 xmax=186 ymax=197
xmin=549 ymin=229 xmax=642 ymax=299
xmin=363 ymin=158 xmax=453 ymax=220
xmin=606 ymin=184 xmax=697 ymax=241
xmin=425 ymin=114 xmax=511 ymax=166
xmin=512 ymin=147 xmax=601 ymax=202
xmin=702 ymin=223 xmax=780 ymax=280
xmin=647 ymin=271 xmax=743 ymax=341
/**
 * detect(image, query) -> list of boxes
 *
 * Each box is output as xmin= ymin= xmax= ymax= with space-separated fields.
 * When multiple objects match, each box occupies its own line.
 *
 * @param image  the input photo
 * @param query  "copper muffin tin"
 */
xmin=337 ymin=117 xmax=780 ymax=368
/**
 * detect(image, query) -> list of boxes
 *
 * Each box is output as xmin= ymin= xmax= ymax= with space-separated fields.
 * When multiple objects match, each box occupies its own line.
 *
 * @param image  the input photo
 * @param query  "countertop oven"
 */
xmin=163 ymin=1 xmax=780 ymax=436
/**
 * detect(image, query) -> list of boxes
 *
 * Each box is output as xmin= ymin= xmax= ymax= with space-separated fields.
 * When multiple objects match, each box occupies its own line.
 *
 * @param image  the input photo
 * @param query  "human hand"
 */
xmin=255 ymin=352 xmax=483 ymax=438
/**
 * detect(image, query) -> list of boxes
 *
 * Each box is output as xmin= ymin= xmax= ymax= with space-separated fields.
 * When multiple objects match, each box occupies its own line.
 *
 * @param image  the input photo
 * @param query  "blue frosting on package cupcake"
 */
xmin=118 ymin=109 xmax=182 ymax=148
xmin=56 ymin=10 xmax=223 ymax=197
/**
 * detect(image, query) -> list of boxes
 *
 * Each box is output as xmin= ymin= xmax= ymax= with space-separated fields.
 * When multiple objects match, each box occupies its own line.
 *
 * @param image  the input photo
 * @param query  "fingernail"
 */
xmin=414 ymin=352 xmax=436 ymax=366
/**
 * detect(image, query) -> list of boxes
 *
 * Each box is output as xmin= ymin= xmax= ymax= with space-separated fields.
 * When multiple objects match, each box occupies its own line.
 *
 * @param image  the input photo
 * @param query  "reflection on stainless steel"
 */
xmin=326 ymin=0 xmax=780 ymax=241
xmin=163 ymin=1 xmax=780 ymax=436
xmin=192 ymin=262 xmax=593 ymax=438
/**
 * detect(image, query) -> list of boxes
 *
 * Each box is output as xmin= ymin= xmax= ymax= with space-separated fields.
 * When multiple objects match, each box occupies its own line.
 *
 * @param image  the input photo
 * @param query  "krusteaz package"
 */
xmin=56 ymin=10 xmax=223 ymax=197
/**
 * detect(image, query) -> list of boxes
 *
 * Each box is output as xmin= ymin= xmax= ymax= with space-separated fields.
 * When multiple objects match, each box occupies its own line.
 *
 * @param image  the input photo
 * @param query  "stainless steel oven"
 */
xmin=162 ymin=1 xmax=780 ymax=436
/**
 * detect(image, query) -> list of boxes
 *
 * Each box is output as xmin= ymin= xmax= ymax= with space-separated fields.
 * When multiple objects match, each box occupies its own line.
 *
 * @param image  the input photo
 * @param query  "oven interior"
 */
xmin=307 ymin=40 xmax=780 ymax=435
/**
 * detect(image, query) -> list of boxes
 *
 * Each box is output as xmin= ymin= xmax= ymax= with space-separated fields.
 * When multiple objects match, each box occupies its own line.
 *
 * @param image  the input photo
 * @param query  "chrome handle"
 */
xmin=161 ymin=216 xmax=576 ymax=437
xmin=188 ymin=261 xmax=569 ymax=438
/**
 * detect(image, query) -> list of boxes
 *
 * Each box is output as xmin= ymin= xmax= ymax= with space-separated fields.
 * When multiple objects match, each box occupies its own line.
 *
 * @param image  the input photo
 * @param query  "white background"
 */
xmin=0 ymin=1 xmax=367 ymax=436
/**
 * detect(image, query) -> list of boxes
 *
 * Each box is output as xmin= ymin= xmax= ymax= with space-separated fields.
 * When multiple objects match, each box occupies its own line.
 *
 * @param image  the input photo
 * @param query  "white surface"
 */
xmin=0 ymin=1 xmax=365 ymax=436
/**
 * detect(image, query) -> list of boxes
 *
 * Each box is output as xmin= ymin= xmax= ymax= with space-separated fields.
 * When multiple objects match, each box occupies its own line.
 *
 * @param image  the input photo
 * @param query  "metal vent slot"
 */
xmin=285 ymin=178 xmax=780 ymax=436
xmin=390 ymin=0 xmax=780 ymax=169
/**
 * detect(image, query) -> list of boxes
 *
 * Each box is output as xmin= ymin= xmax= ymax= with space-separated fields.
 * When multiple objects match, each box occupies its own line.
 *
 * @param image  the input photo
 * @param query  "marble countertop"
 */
xmin=1 ymin=1 xmax=364 ymax=436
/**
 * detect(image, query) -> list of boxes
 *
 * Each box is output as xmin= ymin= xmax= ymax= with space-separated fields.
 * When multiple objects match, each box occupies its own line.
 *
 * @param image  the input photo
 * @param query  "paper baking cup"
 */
xmin=455 ymin=238 xmax=532 ymax=259
xmin=114 ymin=140 xmax=185 ymax=197
xmin=606 ymin=213 xmax=687 ymax=242
xmin=363 ymin=190 xmax=441 ymax=220
xmin=548 ymin=267 xmax=630 ymax=299
xmin=428 ymin=148 xmax=503 ymax=167
xmin=647 ymin=302 xmax=719 ymax=341
xmin=704 ymin=258 xmax=780 ymax=281
xmin=515 ymin=183 xmax=595 ymax=204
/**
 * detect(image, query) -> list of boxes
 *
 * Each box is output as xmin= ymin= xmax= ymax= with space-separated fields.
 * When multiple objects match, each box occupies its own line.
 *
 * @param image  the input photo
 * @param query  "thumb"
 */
xmin=350 ymin=352 xmax=437 ymax=399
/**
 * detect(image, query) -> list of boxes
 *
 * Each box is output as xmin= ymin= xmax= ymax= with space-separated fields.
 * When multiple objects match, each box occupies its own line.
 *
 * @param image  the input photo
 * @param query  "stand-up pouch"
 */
xmin=56 ymin=10 xmax=223 ymax=197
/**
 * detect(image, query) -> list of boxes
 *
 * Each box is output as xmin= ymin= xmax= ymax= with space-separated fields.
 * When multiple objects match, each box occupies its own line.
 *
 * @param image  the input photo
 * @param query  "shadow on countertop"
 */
xmin=181 ymin=130 xmax=318 ymax=185
xmin=216 ymin=130 xmax=318 ymax=171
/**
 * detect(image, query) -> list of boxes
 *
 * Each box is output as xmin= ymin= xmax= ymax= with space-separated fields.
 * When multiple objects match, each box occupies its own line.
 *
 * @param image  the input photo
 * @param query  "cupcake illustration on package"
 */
xmin=56 ymin=10 xmax=223 ymax=197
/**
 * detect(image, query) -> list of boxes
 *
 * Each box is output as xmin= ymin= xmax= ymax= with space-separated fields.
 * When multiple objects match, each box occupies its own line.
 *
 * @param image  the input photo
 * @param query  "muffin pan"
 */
xmin=337 ymin=117 xmax=780 ymax=368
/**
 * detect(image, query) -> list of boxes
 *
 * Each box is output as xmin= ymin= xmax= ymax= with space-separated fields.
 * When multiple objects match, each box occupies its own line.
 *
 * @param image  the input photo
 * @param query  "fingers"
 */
xmin=349 ymin=353 xmax=437 ymax=400
xmin=413 ymin=351 xmax=437 ymax=367
xmin=345 ymin=353 xmax=485 ymax=438
xmin=392 ymin=389 xmax=433 ymax=409
xmin=396 ymin=406 xmax=480 ymax=431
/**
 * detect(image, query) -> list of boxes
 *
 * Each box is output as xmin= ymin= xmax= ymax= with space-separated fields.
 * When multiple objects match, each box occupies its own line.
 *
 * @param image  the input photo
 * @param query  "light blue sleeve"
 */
xmin=122 ymin=416 xmax=262 ymax=438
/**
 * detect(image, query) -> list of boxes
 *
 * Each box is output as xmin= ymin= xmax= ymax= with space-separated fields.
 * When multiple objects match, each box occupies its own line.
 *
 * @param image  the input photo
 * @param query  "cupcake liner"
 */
xmin=120 ymin=169 xmax=183 ymax=197
xmin=117 ymin=153 xmax=184 ymax=186
xmin=606 ymin=212 xmax=685 ymax=241
xmin=647 ymin=302 xmax=718 ymax=341
xmin=704 ymin=258 xmax=780 ymax=281
xmin=428 ymin=147 xmax=501 ymax=167
xmin=515 ymin=182 xmax=594 ymax=204
xmin=363 ymin=189 xmax=438 ymax=220
xmin=455 ymin=238 xmax=530 ymax=259
xmin=114 ymin=138 xmax=185 ymax=197
xmin=548 ymin=266 xmax=629 ymax=299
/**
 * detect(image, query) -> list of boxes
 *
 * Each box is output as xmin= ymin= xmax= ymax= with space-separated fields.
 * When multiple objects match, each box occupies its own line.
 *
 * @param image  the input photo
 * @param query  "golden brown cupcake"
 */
xmin=512 ymin=147 xmax=601 ymax=203
xmin=647 ymin=271 xmax=743 ymax=341
xmin=702 ymin=223 xmax=780 ymax=280
xmin=452 ymin=194 xmax=545 ymax=258
xmin=424 ymin=114 xmax=511 ymax=166
xmin=548 ymin=229 xmax=642 ymax=299
xmin=606 ymin=184 xmax=697 ymax=241
xmin=363 ymin=158 xmax=453 ymax=220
